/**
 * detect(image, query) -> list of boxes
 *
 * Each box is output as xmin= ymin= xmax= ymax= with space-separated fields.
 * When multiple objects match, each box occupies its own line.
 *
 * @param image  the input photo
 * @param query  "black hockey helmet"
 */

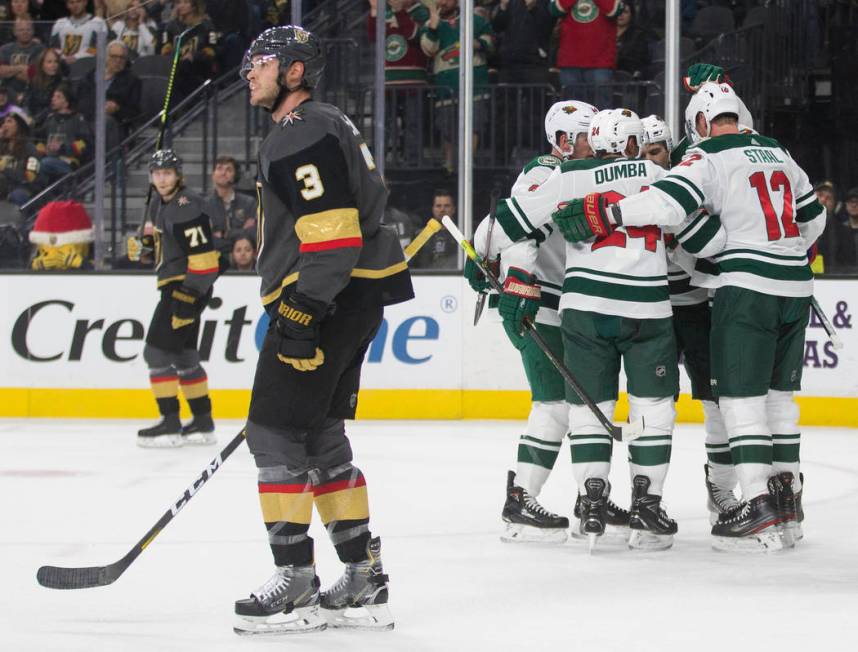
xmin=240 ymin=25 xmax=326 ymax=89
xmin=149 ymin=149 xmax=183 ymax=175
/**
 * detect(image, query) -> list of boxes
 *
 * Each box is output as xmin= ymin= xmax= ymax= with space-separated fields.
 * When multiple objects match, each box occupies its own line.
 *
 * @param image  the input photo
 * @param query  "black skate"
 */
xmin=136 ymin=414 xmax=182 ymax=448
xmin=628 ymin=475 xmax=677 ymax=551
xmin=572 ymin=483 xmax=630 ymax=543
xmin=501 ymin=470 xmax=569 ymax=544
xmin=234 ymin=564 xmax=325 ymax=635
xmin=320 ymin=536 xmax=394 ymax=630
xmin=704 ymin=463 xmax=740 ymax=525
xmin=575 ymin=478 xmax=610 ymax=552
xmin=795 ymin=472 xmax=805 ymax=537
xmin=767 ymin=472 xmax=800 ymax=546
xmin=711 ymin=495 xmax=783 ymax=553
xmin=181 ymin=413 xmax=216 ymax=446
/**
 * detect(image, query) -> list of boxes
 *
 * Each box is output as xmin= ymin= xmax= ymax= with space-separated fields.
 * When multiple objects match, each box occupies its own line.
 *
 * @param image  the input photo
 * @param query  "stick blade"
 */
xmin=37 ymin=564 xmax=117 ymax=590
xmin=831 ymin=333 xmax=844 ymax=351
xmin=617 ymin=416 xmax=646 ymax=443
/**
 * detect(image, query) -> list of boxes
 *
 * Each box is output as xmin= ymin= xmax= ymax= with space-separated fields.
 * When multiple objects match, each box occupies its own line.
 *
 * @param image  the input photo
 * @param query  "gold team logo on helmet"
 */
xmin=562 ymin=105 xmax=577 ymax=114
xmin=621 ymin=109 xmax=633 ymax=117
xmin=294 ymin=28 xmax=310 ymax=43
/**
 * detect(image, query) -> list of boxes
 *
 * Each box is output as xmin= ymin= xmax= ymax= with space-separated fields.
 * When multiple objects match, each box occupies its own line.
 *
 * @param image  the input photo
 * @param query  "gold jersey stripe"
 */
xmin=187 ymin=250 xmax=220 ymax=272
xmin=295 ymin=208 xmax=361 ymax=245
xmin=157 ymin=274 xmax=186 ymax=288
xmin=260 ymin=262 xmax=408 ymax=305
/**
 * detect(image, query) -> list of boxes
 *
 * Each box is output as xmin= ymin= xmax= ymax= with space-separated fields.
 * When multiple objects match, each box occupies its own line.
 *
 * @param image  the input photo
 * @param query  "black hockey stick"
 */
xmin=473 ymin=186 xmax=501 ymax=325
xmin=442 ymin=216 xmax=643 ymax=443
xmin=810 ymin=296 xmax=843 ymax=350
xmin=37 ymin=429 xmax=247 ymax=590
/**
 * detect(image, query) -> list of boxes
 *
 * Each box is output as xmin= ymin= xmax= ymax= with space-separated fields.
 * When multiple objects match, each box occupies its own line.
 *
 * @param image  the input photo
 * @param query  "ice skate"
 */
xmin=136 ymin=414 xmax=183 ymax=448
xmin=711 ymin=495 xmax=784 ymax=553
xmin=320 ymin=536 xmax=394 ymax=630
xmin=573 ymin=478 xmax=611 ymax=553
xmin=571 ymin=482 xmax=630 ymax=544
xmin=501 ymin=471 xmax=569 ymax=544
xmin=181 ymin=413 xmax=216 ymax=446
xmin=767 ymin=472 xmax=799 ymax=547
xmin=704 ymin=463 xmax=740 ymax=525
xmin=628 ymin=475 xmax=677 ymax=551
xmin=234 ymin=564 xmax=326 ymax=635
xmin=794 ymin=472 xmax=805 ymax=541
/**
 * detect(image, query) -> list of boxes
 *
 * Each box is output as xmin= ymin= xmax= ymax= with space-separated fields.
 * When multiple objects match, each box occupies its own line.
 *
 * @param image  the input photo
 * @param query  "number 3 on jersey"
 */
xmin=749 ymin=170 xmax=799 ymax=241
xmin=295 ymin=164 xmax=325 ymax=200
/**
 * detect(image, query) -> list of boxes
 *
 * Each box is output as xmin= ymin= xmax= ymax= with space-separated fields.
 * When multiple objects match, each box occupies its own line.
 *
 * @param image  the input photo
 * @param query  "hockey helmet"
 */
xmin=544 ymin=100 xmax=599 ymax=157
xmin=241 ymin=25 xmax=326 ymax=89
xmin=684 ymin=82 xmax=741 ymax=144
xmin=588 ymin=108 xmax=644 ymax=157
xmin=149 ymin=149 xmax=183 ymax=175
xmin=641 ymin=114 xmax=674 ymax=152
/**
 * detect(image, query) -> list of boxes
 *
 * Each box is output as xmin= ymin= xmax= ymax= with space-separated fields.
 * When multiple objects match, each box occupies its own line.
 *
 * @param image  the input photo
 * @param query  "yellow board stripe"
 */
xmin=1 ymin=388 xmax=857 ymax=426
xmin=295 ymin=208 xmax=361 ymax=244
xmin=187 ymin=250 xmax=220 ymax=272
xmin=259 ymin=492 xmax=314 ymax=524
xmin=314 ymin=486 xmax=369 ymax=523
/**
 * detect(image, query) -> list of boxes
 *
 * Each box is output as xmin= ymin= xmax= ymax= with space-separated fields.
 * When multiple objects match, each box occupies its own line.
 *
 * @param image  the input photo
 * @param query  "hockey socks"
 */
xmin=515 ymin=401 xmax=566 ymax=496
xmin=149 ymin=369 xmax=179 ymax=417
xmin=178 ymin=364 xmax=211 ymax=416
xmin=257 ymin=467 xmax=314 ymax=566
xmin=313 ymin=464 xmax=371 ymax=564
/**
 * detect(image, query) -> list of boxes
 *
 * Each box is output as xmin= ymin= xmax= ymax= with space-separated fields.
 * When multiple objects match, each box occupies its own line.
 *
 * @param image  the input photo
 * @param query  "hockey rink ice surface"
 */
xmin=3 ymin=419 xmax=858 ymax=652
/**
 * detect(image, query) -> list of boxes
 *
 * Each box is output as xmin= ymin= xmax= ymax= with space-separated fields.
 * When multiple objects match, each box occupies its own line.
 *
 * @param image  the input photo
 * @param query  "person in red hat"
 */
xmin=28 ymin=199 xmax=93 ymax=270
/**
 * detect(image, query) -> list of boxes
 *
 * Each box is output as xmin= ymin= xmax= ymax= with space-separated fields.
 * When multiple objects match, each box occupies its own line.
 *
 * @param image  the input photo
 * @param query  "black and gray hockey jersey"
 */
xmin=255 ymin=99 xmax=413 ymax=308
xmin=152 ymin=188 xmax=219 ymax=295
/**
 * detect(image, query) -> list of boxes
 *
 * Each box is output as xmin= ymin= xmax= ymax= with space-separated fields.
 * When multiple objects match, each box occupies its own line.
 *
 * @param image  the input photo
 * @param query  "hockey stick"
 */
xmin=811 ymin=296 xmax=843 ymax=350
xmin=473 ymin=187 xmax=501 ymax=325
xmin=37 ymin=220 xmax=441 ymax=590
xmin=37 ymin=429 xmax=247 ymax=590
xmin=442 ymin=216 xmax=643 ymax=443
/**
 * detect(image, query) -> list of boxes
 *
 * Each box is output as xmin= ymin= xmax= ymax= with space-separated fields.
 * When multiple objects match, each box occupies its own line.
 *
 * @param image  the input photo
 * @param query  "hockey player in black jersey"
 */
xmin=233 ymin=26 xmax=413 ymax=636
xmin=134 ymin=150 xmax=220 ymax=448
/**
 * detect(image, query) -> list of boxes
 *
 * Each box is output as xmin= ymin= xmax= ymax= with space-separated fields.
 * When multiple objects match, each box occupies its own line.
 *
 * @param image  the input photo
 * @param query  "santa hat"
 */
xmin=29 ymin=200 xmax=94 ymax=246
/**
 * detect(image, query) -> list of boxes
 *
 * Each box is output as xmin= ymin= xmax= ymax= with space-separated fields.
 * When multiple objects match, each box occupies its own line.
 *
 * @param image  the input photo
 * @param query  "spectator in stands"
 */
xmin=551 ymin=0 xmax=623 ymax=108
xmin=204 ymin=155 xmax=256 ymax=242
xmin=205 ymin=0 xmax=252 ymax=71
xmin=109 ymin=0 xmax=159 ymax=58
xmin=411 ymin=188 xmax=459 ymax=269
xmin=0 ymin=0 xmax=46 ymax=43
xmin=0 ymin=82 xmax=21 ymax=119
xmin=383 ymin=203 xmax=419 ymax=251
xmin=50 ymin=0 xmax=109 ymax=65
xmin=77 ymin=40 xmax=141 ymax=143
xmin=828 ymin=187 xmax=858 ymax=274
xmin=0 ymin=107 xmax=42 ymax=206
xmin=813 ymin=180 xmax=839 ymax=271
xmin=492 ymin=0 xmax=555 ymax=85
xmin=35 ymin=84 xmax=92 ymax=182
xmin=160 ymin=0 xmax=219 ymax=102
xmin=24 ymin=48 xmax=67 ymax=122
xmin=0 ymin=19 xmax=45 ymax=105
xmin=230 ymin=235 xmax=256 ymax=271
xmin=615 ymin=2 xmax=651 ymax=79
xmin=93 ymin=0 xmax=133 ymax=22
xmin=421 ymin=0 xmax=495 ymax=174
xmin=262 ymin=0 xmax=290 ymax=29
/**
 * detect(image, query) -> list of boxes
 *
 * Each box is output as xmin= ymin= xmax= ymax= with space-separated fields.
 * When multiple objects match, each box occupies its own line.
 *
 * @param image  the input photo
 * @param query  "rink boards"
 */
xmin=1 ymin=273 xmax=855 ymax=424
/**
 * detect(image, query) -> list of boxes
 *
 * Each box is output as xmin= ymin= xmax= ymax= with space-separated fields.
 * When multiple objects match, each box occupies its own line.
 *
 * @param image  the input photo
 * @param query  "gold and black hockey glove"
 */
xmin=127 ymin=234 xmax=154 ymax=262
xmin=275 ymin=293 xmax=329 ymax=372
xmin=171 ymin=286 xmax=202 ymax=329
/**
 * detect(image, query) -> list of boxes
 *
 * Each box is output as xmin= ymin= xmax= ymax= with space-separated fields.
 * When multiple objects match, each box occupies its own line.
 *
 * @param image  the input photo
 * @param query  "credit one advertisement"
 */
xmin=0 ymin=274 xmax=855 ymax=397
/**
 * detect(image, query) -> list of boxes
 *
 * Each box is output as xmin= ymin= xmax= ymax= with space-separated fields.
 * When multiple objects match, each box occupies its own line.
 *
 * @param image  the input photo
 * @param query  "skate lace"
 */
xmin=255 ymin=571 xmax=290 ymax=603
xmin=711 ymin=485 xmax=739 ymax=509
xmin=326 ymin=569 xmax=352 ymax=599
xmin=723 ymin=501 xmax=750 ymax=524
xmin=523 ymin=492 xmax=555 ymax=517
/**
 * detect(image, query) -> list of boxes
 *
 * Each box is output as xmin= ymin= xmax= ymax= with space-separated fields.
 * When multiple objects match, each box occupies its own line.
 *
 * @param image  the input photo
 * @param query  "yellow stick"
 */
xmin=403 ymin=218 xmax=442 ymax=262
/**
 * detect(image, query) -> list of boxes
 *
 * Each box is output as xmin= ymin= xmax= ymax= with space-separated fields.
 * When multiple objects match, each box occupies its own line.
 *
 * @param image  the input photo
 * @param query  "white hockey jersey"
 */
xmin=480 ymin=157 xmax=684 ymax=319
xmin=50 ymin=14 xmax=107 ymax=59
xmin=618 ymin=133 xmax=826 ymax=297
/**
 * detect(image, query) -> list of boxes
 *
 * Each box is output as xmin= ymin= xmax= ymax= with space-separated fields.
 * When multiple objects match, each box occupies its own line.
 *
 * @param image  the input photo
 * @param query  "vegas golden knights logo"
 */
xmin=63 ymin=34 xmax=83 ymax=56
xmin=122 ymin=34 xmax=139 ymax=52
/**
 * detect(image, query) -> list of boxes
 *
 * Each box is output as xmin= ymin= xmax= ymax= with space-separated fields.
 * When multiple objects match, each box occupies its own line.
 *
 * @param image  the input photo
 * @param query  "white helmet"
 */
xmin=684 ymin=81 xmax=742 ymax=144
xmin=544 ymin=100 xmax=599 ymax=157
xmin=587 ymin=108 xmax=644 ymax=157
xmin=641 ymin=114 xmax=673 ymax=152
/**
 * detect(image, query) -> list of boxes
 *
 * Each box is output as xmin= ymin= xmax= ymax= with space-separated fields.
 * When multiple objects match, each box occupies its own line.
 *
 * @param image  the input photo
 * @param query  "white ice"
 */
xmin=2 ymin=419 xmax=858 ymax=652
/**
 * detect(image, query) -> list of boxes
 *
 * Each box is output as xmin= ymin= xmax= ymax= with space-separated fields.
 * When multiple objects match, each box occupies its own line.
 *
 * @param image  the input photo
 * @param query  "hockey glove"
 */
xmin=552 ymin=193 xmax=615 ymax=243
xmin=171 ymin=286 xmax=203 ymax=329
xmin=127 ymin=234 xmax=154 ymax=262
xmin=275 ymin=293 xmax=328 ymax=372
xmin=463 ymin=252 xmax=498 ymax=293
xmin=683 ymin=63 xmax=725 ymax=92
xmin=498 ymin=267 xmax=540 ymax=348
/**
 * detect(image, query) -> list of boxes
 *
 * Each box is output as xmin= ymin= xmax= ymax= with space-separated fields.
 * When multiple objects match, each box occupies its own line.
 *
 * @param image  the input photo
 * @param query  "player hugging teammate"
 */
xmin=464 ymin=64 xmax=824 ymax=554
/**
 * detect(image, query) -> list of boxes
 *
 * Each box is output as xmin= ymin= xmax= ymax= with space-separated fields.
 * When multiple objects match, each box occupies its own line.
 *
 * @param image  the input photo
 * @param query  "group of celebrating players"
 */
xmin=465 ymin=63 xmax=825 ymax=555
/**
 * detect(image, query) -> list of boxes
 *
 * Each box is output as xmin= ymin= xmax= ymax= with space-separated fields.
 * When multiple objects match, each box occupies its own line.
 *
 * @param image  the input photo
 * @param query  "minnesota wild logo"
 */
xmin=562 ymin=105 xmax=577 ymax=114
xmin=386 ymin=34 xmax=407 ymax=62
xmin=571 ymin=0 xmax=599 ymax=23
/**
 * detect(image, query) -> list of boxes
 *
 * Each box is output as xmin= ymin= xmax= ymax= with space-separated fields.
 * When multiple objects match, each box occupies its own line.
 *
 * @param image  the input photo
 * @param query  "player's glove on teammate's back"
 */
xmin=171 ymin=286 xmax=203 ymax=329
xmin=275 ymin=292 xmax=328 ymax=372
xmin=552 ymin=193 xmax=615 ymax=243
xmin=498 ymin=267 xmax=540 ymax=348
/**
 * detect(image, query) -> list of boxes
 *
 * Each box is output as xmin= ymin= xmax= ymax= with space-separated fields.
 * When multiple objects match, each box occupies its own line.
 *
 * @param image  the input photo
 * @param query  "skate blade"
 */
xmin=789 ymin=521 xmax=804 ymax=542
xmin=136 ymin=434 xmax=183 ymax=448
xmin=587 ymin=533 xmax=598 ymax=554
xmin=570 ymin=523 xmax=628 ymax=544
xmin=181 ymin=431 xmax=217 ymax=446
xmin=711 ymin=528 xmax=784 ymax=554
xmin=500 ymin=523 xmax=568 ymax=545
xmin=628 ymin=530 xmax=674 ymax=551
xmin=233 ymin=605 xmax=327 ymax=636
xmin=323 ymin=604 xmax=394 ymax=631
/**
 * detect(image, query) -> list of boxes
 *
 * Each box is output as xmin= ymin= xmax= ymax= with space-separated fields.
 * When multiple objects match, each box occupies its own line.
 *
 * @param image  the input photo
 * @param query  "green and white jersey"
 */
xmin=618 ymin=133 xmax=826 ymax=298
xmin=501 ymin=154 xmax=564 ymax=326
xmin=666 ymin=208 xmax=722 ymax=306
xmin=478 ymin=157 xmax=674 ymax=319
